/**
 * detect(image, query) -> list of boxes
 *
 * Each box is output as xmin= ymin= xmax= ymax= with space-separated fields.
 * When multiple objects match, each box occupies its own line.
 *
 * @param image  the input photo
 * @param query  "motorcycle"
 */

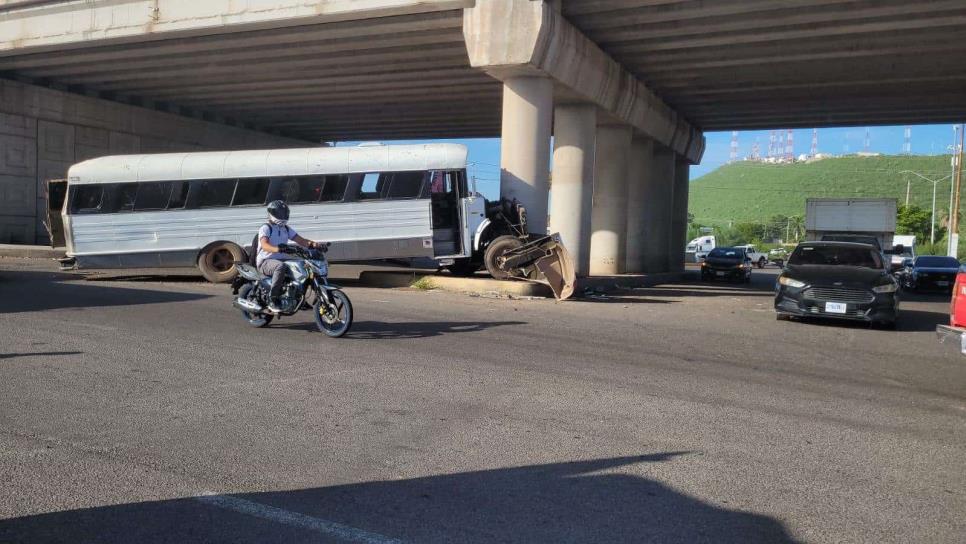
xmin=231 ymin=244 xmax=353 ymax=337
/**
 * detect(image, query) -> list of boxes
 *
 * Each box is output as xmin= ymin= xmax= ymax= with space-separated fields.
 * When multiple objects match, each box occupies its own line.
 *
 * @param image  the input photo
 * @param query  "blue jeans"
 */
xmin=258 ymin=259 xmax=287 ymax=301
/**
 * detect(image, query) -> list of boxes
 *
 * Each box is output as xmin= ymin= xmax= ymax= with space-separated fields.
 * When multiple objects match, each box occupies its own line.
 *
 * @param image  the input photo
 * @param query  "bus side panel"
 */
xmin=68 ymin=199 xmax=435 ymax=268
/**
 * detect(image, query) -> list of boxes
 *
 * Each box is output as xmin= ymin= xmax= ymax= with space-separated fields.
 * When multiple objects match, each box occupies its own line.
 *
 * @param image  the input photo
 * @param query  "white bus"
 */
xmin=54 ymin=144 xmax=488 ymax=282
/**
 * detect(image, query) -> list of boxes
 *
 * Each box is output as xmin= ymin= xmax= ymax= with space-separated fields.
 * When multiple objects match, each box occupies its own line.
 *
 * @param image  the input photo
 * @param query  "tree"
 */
xmin=730 ymin=222 xmax=766 ymax=245
xmin=896 ymin=204 xmax=933 ymax=242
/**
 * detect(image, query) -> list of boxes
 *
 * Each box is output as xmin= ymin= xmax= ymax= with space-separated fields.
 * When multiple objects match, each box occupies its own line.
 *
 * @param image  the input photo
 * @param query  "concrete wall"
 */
xmin=0 ymin=78 xmax=307 ymax=245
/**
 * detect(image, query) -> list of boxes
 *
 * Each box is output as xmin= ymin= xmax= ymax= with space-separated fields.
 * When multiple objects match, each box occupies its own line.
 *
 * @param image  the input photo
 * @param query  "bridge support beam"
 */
xmin=549 ymin=102 xmax=596 ymax=277
xmin=625 ymin=136 xmax=654 ymax=274
xmin=669 ymin=159 xmax=691 ymax=274
xmin=641 ymin=145 xmax=676 ymax=273
xmin=464 ymin=0 xmax=704 ymax=244
xmin=589 ymin=124 xmax=633 ymax=276
xmin=499 ymin=76 xmax=553 ymax=236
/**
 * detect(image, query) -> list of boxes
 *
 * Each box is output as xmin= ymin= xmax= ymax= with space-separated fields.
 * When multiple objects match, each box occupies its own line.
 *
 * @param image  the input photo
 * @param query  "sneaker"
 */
xmin=266 ymin=301 xmax=283 ymax=314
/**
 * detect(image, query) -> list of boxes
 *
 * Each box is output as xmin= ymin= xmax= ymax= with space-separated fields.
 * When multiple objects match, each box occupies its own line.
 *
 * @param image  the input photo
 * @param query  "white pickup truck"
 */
xmin=735 ymin=244 xmax=768 ymax=268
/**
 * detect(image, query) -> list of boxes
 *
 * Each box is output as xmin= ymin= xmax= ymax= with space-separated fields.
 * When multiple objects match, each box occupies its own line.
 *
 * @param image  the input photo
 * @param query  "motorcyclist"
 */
xmin=257 ymin=200 xmax=324 ymax=314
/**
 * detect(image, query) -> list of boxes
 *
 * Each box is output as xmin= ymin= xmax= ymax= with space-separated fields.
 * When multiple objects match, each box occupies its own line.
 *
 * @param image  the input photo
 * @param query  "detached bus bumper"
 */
xmin=936 ymin=325 xmax=966 ymax=356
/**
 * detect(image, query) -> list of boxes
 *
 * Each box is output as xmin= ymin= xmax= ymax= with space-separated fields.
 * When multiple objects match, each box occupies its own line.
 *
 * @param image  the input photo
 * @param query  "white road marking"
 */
xmin=194 ymin=494 xmax=404 ymax=544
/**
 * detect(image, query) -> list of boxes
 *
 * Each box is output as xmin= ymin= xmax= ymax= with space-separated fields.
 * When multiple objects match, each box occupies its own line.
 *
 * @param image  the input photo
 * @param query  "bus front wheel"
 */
xmin=484 ymin=235 xmax=523 ymax=280
xmin=198 ymin=241 xmax=244 ymax=283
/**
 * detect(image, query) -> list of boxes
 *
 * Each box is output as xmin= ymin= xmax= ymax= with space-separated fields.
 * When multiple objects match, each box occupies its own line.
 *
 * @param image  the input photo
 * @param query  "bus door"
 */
xmin=429 ymin=171 xmax=464 ymax=257
xmin=44 ymin=179 xmax=68 ymax=247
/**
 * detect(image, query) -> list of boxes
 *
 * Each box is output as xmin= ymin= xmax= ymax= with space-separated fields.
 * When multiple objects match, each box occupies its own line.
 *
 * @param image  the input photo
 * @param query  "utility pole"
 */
xmin=905 ymin=179 xmax=911 ymax=207
xmin=950 ymin=124 xmax=965 ymax=258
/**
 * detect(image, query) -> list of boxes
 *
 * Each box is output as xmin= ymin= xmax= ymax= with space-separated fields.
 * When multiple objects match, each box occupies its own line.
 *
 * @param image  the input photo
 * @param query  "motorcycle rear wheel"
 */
xmin=313 ymin=289 xmax=352 ymax=337
xmin=239 ymin=284 xmax=274 ymax=328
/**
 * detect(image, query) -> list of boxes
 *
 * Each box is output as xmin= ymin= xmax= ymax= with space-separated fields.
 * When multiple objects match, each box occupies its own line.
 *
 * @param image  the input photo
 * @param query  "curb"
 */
xmin=0 ymin=244 xmax=66 ymax=260
xmin=577 ymin=272 xmax=684 ymax=293
xmin=358 ymin=271 xmax=553 ymax=298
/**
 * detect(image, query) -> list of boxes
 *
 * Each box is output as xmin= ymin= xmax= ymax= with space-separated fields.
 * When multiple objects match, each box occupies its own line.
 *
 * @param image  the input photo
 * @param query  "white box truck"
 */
xmin=805 ymin=198 xmax=897 ymax=251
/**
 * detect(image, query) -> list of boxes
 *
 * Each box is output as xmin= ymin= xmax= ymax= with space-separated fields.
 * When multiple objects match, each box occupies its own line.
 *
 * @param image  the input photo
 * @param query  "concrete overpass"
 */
xmin=1 ymin=0 xmax=964 ymax=277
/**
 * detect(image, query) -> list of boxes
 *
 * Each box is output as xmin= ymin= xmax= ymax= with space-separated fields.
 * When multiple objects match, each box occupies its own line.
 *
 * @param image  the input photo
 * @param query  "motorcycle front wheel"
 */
xmin=313 ymin=289 xmax=352 ymax=337
xmin=238 ymin=284 xmax=274 ymax=328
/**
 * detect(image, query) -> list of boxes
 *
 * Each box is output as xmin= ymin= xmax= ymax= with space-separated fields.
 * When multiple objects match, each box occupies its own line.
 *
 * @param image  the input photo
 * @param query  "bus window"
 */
xmin=385 ymin=171 xmax=424 ymax=199
xmin=135 ymin=182 xmax=172 ymax=211
xmin=295 ymin=176 xmax=324 ymax=203
xmin=168 ymin=181 xmax=189 ymax=209
xmin=232 ymin=178 xmax=269 ymax=206
xmin=101 ymin=184 xmax=137 ymax=213
xmin=359 ymin=173 xmax=381 ymax=200
xmin=192 ymin=179 xmax=236 ymax=208
xmin=266 ymin=177 xmax=299 ymax=203
xmin=70 ymin=185 xmax=104 ymax=214
xmin=319 ymin=175 xmax=348 ymax=202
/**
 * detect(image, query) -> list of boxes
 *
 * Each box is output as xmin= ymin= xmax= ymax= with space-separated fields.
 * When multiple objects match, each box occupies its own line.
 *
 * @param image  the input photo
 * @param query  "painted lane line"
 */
xmin=195 ymin=494 xmax=403 ymax=544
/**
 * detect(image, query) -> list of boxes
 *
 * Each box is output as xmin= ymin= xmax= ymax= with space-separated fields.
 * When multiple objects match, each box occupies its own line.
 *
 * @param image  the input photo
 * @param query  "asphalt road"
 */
xmin=1 ymin=258 xmax=964 ymax=543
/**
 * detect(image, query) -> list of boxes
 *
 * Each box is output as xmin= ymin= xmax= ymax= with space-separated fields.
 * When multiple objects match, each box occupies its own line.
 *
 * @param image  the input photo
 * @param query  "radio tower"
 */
xmin=777 ymin=131 xmax=785 ymax=161
xmin=903 ymin=126 xmax=912 ymax=154
xmin=751 ymin=138 xmax=761 ymax=161
xmin=810 ymin=128 xmax=819 ymax=157
xmin=785 ymin=129 xmax=794 ymax=161
xmin=864 ymin=127 xmax=871 ymax=152
xmin=729 ymin=131 xmax=739 ymax=163
xmin=768 ymin=130 xmax=777 ymax=158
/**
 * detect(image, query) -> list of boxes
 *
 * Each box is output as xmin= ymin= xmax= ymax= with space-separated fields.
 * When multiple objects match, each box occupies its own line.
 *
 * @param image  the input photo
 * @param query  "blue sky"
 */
xmin=354 ymin=124 xmax=963 ymax=201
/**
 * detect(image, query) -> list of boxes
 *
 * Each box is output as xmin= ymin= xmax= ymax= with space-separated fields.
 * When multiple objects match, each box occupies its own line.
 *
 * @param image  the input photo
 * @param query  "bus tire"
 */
xmin=198 ymin=241 xmax=244 ymax=283
xmin=484 ymin=235 xmax=523 ymax=280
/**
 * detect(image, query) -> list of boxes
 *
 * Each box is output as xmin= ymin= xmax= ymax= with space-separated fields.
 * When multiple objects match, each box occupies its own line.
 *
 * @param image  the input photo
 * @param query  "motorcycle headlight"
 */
xmin=872 ymin=283 xmax=898 ymax=294
xmin=778 ymin=276 xmax=805 ymax=288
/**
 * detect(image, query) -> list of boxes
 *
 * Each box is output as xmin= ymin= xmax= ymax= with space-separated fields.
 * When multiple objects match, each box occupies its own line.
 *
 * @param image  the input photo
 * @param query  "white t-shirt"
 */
xmin=257 ymin=223 xmax=298 ymax=266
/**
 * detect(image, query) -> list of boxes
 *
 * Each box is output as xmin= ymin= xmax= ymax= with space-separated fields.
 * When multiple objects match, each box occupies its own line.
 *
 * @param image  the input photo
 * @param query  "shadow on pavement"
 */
xmin=0 ymin=351 xmax=83 ymax=359
xmin=0 ymin=270 xmax=212 ymax=313
xmin=274 ymin=320 xmax=527 ymax=339
xmin=0 ymin=453 xmax=800 ymax=544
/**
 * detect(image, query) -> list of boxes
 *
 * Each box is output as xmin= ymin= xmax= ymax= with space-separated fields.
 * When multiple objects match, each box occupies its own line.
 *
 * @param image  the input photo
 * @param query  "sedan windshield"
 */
xmin=915 ymin=256 xmax=960 ymax=268
xmin=708 ymin=248 xmax=743 ymax=258
xmin=788 ymin=245 xmax=883 ymax=268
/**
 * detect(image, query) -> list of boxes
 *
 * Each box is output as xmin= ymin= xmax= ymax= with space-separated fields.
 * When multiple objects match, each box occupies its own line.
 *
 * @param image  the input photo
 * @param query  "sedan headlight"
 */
xmin=778 ymin=276 xmax=805 ymax=288
xmin=872 ymin=283 xmax=898 ymax=294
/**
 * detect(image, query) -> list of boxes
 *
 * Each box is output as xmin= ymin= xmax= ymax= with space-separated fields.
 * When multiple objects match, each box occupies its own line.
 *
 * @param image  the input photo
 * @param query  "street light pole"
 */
xmin=900 ymin=170 xmax=952 ymax=245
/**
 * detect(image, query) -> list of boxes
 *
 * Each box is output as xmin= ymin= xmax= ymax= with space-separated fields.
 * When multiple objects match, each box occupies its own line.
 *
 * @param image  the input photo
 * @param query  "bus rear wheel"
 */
xmin=198 ymin=241 xmax=244 ymax=283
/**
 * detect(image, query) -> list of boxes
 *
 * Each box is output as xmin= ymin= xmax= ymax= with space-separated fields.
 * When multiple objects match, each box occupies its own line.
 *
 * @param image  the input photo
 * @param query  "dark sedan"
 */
xmin=774 ymin=241 xmax=899 ymax=327
xmin=700 ymin=247 xmax=752 ymax=283
xmin=900 ymin=255 xmax=961 ymax=292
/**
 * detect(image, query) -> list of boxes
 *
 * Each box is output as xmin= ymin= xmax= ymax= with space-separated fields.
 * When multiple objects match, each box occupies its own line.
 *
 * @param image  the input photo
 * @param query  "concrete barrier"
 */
xmin=0 ymin=244 xmax=65 ymax=259
xmin=359 ymin=270 xmax=686 ymax=298
xmin=358 ymin=271 xmax=553 ymax=298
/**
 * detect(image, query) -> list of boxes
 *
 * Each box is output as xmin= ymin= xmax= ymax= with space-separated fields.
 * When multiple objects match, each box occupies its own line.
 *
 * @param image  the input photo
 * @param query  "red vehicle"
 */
xmin=935 ymin=267 xmax=966 ymax=354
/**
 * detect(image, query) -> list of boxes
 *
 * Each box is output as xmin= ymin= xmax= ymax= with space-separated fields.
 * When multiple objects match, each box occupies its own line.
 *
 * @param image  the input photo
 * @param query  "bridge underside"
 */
xmin=2 ymin=1 xmax=965 ymax=140
xmin=562 ymin=0 xmax=966 ymax=130
xmin=0 ymin=10 xmax=502 ymax=142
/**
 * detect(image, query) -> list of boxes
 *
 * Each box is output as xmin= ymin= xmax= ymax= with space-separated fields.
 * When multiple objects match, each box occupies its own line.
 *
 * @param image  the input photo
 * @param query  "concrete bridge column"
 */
xmin=641 ymin=145 xmax=675 ymax=273
xmin=500 ymin=75 xmax=553 ymax=235
xmin=549 ymin=103 xmax=596 ymax=277
xmin=590 ymin=124 xmax=633 ymax=276
xmin=669 ymin=158 xmax=691 ymax=274
xmin=625 ymin=136 xmax=654 ymax=273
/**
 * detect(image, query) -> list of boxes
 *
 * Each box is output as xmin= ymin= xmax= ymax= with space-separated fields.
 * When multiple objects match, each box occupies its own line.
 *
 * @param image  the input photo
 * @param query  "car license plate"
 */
xmin=937 ymin=281 xmax=949 ymax=287
xmin=825 ymin=302 xmax=847 ymax=314
xmin=716 ymin=271 xmax=725 ymax=276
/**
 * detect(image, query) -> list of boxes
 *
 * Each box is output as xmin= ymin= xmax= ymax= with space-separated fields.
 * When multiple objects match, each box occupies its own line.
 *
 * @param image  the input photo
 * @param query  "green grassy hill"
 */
xmin=689 ymin=155 xmax=956 ymax=225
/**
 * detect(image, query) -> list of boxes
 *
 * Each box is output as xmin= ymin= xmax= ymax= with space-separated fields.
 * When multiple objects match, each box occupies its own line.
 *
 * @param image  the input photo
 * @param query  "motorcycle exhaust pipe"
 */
xmin=234 ymin=297 xmax=263 ymax=313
